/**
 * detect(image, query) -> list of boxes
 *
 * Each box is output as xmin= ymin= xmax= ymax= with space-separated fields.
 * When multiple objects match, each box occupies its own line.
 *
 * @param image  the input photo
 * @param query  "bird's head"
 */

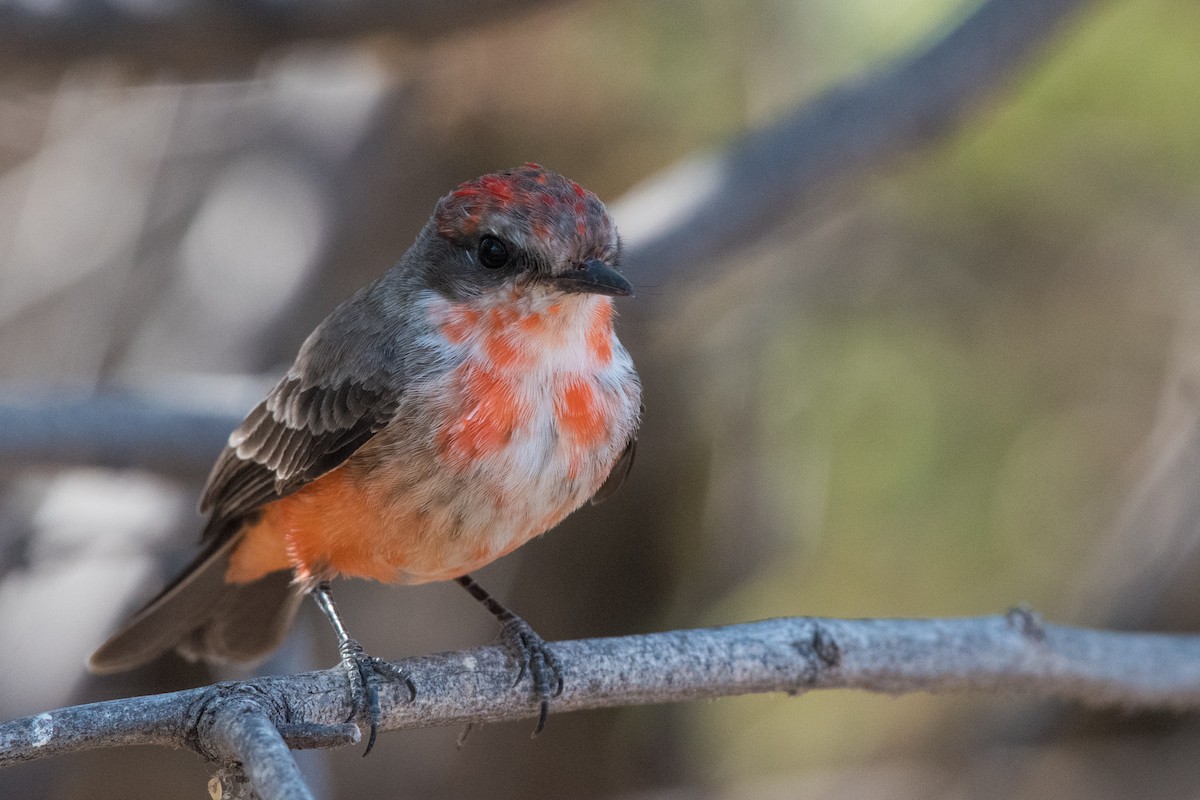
xmin=421 ymin=164 xmax=632 ymax=301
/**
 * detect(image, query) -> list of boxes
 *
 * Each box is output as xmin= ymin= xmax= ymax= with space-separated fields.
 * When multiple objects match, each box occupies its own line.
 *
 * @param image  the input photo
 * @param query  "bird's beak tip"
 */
xmin=553 ymin=259 xmax=634 ymax=297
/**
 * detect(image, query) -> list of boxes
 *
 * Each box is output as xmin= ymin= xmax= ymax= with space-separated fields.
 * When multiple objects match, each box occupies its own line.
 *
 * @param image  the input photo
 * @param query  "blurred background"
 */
xmin=3 ymin=0 xmax=1200 ymax=797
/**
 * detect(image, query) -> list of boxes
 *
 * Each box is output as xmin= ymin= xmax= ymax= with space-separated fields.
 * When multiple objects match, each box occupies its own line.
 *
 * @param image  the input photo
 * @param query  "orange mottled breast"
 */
xmin=437 ymin=362 xmax=527 ymax=463
xmin=436 ymin=292 xmax=617 ymax=467
xmin=226 ymin=288 xmax=637 ymax=588
xmin=556 ymin=380 xmax=603 ymax=442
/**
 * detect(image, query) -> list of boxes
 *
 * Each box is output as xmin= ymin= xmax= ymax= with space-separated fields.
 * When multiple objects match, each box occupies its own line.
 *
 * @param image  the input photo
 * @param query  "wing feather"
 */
xmin=199 ymin=375 xmax=397 ymax=540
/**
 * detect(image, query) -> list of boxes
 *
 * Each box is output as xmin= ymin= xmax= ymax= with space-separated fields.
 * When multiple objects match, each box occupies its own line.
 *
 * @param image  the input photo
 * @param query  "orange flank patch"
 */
xmin=555 ymin=379 xmax=606 ymax=448
xmin=226 ymin=468 xmax=446 ymax=585
xmin=226 ymin=468 xmax=400 ymax=585
xmin=439 ymin=363 xmax=525 ymax=462
xmin=225 ymin=516 xmax=291 ymax=584
xmin=586 ymin=298 xmax=614 ymax=364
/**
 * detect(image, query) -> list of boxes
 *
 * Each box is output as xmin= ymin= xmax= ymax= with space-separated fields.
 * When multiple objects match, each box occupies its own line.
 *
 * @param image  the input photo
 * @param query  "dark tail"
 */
xmin=88 ymin=535 xmax=304 ymax=674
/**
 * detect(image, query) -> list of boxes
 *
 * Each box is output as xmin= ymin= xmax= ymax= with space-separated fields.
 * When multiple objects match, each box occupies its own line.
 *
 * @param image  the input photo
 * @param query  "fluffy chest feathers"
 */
xmin=421 ymin=287 xmax=635 ymax=479
xmin=315 ymin=285 xmax=642 ymax=583
xmin=239 ymin=286 xmax=639 ymax=587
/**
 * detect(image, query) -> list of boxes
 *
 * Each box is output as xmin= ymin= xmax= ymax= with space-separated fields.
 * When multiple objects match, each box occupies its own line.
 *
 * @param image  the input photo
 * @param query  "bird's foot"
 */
xmin=338 ymin=637 xmax=416 ymax=756
xmin=499 ymin=615 xmax=564 ymax=736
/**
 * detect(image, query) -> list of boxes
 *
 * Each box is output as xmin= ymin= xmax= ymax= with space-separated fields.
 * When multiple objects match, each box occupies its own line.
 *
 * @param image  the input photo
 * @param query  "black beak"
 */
xmin=553 ymin=259 xmax=634 ymax=297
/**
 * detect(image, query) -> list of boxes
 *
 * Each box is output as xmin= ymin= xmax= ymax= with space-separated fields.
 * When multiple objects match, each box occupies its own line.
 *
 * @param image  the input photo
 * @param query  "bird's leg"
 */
xmin=311 ymin=581 xmax=414 ymax=756
xmin=455 ymin=574 xmax=564 ymax=735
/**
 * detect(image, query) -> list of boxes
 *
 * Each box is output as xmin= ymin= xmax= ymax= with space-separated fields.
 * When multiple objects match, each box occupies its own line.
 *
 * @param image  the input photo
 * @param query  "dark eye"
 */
xmin=477 ymin=236 xmax=509 ymax=269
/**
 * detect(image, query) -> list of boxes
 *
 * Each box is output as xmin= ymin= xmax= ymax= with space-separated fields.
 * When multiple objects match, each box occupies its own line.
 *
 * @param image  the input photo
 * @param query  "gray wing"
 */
xmin=89 ymin=371 xmax=398 ymax=672
xmin=199 ymin=375 xmax=397 ymax=536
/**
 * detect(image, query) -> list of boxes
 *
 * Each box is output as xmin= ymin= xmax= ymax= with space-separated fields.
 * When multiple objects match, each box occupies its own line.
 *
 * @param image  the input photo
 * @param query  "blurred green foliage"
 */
xmin=678 ymin=0 xmax=1200 ymax=785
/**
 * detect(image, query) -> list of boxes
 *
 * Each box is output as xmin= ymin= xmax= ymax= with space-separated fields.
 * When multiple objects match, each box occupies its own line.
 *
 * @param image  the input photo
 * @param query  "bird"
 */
xmin=89 ymin=164 xmax=642 ymax=754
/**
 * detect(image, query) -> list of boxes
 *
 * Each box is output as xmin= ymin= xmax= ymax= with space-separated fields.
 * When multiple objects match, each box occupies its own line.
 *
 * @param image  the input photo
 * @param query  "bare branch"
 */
xmin=4 ymin=613 xmax=1200 ymax=783
xmin=616 ymin=0 xmax=1094 ymax=285
xmin=0 ymin=392 xmax=238 ymax=481
xmin=0 ymin=0 xmax=572 ymax=74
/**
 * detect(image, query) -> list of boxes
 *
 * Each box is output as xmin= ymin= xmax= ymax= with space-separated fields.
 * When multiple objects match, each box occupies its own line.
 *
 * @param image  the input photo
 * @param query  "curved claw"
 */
xmin=499 ymin=616 xmax=565 ymax=736
xmin=337 ymin=639 xmax=416 ymax=757
xmin=370 ymin=656 xmax=417 ymax=702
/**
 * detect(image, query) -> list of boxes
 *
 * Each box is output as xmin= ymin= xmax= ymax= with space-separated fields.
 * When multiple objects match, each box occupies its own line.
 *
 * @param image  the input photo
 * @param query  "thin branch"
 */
xmin=616 ymin=0 xmax=1094 ymax=285
xmin=0 ymin=0 xmax=573 ymax=74
xmin=0 ymin=392 xmax=238 ymax=481
xmin=4 ymin=612 xmax=1200 ymax=774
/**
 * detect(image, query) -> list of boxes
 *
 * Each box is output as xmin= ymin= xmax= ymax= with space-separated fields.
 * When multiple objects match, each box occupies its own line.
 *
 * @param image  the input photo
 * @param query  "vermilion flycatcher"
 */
xmin=89 ymin=164 xmax=642 ymax=752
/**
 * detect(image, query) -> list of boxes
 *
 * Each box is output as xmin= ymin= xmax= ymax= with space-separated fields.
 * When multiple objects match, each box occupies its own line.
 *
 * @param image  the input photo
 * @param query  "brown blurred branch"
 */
xmin=0 ymin=0 xmax=572 ymax=74
xmin=4 ymin=612 xmax=1200 ymax=795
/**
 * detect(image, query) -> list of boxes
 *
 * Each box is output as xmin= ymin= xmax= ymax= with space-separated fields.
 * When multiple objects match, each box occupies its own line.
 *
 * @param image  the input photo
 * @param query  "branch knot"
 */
xmin=1005 ymin=605 xmax=1047 ymax=643
xmin=791 ymin=622 xmax=843 ymax=692
xmin=184 ymin=682 xmax=289 ymax=764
